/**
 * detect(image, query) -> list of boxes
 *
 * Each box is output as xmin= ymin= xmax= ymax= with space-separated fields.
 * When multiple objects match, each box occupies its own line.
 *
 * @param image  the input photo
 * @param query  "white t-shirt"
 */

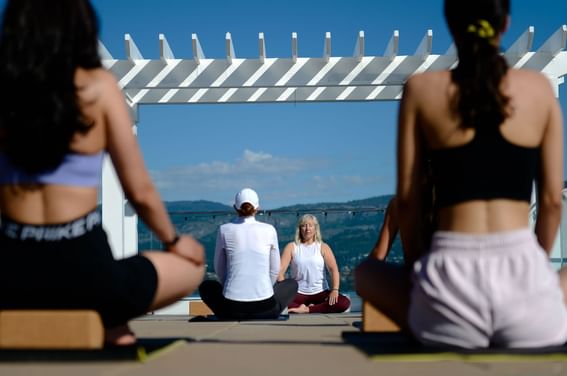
xmin=291 ymin=242 xmax=329 ymax=295
xmin=214 ymin=216 xmax=280 ymax=301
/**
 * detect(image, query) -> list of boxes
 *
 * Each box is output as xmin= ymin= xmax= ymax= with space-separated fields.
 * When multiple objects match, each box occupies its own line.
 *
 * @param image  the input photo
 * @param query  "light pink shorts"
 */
xmin=409 ymin=229 xmax=567 ymax=348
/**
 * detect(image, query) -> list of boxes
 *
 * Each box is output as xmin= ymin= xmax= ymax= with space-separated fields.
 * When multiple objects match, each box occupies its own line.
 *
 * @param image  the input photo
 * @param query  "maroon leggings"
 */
xmin=288 ymin=290 xmax=350 ymax=313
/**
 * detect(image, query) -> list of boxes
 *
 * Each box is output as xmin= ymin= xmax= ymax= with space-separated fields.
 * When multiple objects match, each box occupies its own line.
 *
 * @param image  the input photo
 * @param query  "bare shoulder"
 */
xmin=405 ymin=71 xmax=449 ymax=90
xmin=76 ymin=68 xmax=118 ymax=88
xmin=506 ymin=69 xmax=558 ymax=119
xmin=94 ymin=69 xmax=122 ymax=97
xmin=75 ymin=68 xmax=121 ymax=103
xmin=509 ymin=68 xmax=549 ymax=81
xmin=508 ymin=69 xmax=555 ymax=96
xmin=283 ymin=242 xmax=295 ymax=251
xmin=283 ymin=242 xmax=296 ymax=257
xmin=321 ymin=242 xmax=333 ymax=253
xmin=403 ymin=71 xmax=451 ymax=103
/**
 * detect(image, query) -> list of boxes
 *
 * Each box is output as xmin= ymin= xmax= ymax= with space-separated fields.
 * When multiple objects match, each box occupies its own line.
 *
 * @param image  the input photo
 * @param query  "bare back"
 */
xmin=0 ymin=68 xmax=132 ymax=224
xmin=398 ymin=68 xmax=563 ymax=236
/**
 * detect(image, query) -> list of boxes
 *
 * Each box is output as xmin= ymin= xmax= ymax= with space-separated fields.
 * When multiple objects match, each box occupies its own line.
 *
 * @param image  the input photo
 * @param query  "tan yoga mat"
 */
xmin=0 ymin=338 xmax=191 ymax=362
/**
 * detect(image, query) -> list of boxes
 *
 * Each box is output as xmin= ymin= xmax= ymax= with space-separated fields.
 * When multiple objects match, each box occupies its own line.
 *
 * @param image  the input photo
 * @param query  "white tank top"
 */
xmin=291 ymin=242 xmax=329 ymax=294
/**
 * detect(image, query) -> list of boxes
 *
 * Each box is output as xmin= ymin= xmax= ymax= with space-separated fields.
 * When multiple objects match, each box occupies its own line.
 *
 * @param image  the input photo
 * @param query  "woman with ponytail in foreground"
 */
xmin=356 ymin=0 xmax=567 ymax=348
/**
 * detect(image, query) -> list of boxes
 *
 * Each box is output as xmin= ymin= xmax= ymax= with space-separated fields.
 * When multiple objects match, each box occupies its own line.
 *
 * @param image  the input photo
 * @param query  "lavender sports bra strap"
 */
xmin=0 ymin=151 xmax=104 ymax=187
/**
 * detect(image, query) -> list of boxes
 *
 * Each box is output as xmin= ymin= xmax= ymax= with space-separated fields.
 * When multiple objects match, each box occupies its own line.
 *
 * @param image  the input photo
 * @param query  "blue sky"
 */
xmin=88 ymin=0 xmax=567 ymax=209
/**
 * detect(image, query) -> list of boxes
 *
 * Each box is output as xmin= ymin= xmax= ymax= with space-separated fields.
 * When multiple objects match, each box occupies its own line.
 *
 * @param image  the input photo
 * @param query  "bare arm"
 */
xmin=396 ymin=77 xmax=426 ymax=266
xmin=101 ymin=72 xmax=203 ymax=264
xmin=369 ymin=197 xmax=399 ymax=260
xmin=535 ymin=80 xmax=564 ymax=254
xmin=322 ymin=243 xmax=340 ymax=290
xmin=278 ymin=242 xmax=294 ymax=281
xmin=322 ymin=243 xmax=341 ymax=305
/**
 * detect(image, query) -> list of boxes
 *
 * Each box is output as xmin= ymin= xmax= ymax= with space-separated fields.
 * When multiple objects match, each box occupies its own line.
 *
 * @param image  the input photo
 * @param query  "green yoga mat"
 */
xmin=0 ymin=338 xmax=190 ymax=362
xmin=342 ymin=332 xmax=567 ymax=362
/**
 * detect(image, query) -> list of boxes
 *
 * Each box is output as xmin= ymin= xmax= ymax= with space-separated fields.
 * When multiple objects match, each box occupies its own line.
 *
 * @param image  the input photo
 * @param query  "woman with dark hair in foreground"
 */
xmin=0 ymin=0 xmax=205 ymax=345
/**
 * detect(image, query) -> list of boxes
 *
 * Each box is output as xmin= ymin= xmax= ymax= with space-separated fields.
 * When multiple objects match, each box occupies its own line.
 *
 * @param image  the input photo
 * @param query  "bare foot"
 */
xmin=288 ymin=304 xmax=310 ymax=314
xmin=105 ymin=324 xmax=137 ymax=346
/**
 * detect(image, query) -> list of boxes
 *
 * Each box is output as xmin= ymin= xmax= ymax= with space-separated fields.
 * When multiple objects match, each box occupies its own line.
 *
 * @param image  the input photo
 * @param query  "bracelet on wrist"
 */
xmin=163 ymin=233 xmax=180 ymax=249
xmin=331 ymin=288 xmax=339 ymax=291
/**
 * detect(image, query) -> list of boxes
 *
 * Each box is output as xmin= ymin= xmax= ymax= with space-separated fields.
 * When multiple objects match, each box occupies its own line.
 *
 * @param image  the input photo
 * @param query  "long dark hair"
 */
xmin=0 ymin=0 xmax=102 ymax=173
xmin=444 ymin=0 xmax=510 ymax=130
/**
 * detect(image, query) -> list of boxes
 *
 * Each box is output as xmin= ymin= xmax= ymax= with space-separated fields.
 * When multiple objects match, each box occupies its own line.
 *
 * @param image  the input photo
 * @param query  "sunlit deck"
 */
xmin=1 ymin=311 xmax=567 ymax=375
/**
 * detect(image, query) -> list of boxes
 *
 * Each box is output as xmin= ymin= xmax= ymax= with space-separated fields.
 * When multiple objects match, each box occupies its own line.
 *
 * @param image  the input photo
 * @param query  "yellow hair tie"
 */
xmin=467 ymin=19 xmax=495 ymax=39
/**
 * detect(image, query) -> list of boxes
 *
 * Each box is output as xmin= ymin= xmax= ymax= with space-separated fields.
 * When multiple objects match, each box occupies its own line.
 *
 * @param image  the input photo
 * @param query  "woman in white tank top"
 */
xmin=278 ymin=214 xmax=350 ymax=313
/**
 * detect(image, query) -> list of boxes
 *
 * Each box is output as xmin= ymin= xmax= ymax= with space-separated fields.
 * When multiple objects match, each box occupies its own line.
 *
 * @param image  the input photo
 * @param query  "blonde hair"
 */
xmin=294 ymin=214 xmax=322 ymax=244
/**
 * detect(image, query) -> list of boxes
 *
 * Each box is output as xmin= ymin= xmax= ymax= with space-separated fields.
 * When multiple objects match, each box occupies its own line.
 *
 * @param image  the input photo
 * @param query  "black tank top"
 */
xmin=430 ymin=125 xmax=540 ymax=208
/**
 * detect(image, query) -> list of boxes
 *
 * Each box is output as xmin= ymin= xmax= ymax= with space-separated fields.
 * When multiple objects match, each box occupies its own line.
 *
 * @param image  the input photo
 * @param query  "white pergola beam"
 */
xmin=291 ymin=32 xmax=298 ymax=63
xmin=505 ymin=26 xmax=534 ymax=57
xmin=538 ymin=25 xmax=567 ymax=56
xmin=192 ymin=33 xmax=205 ymax=64
xmin=259 ymin=32 xmax=266 ymax=63
xmin=384 ymin=30 xmax=399 ymax=60
xmin=415 ymin=29 xmax=433 ymax=60
xmin=159 ymin=33 xmax=175 ymax=60
xmin=445 ymin=43 xmax=456 ymax=56
xmin=104 ymin=29 xmax=566 ymax=102
xmin=226 ymin=32 xmax=236 ymax=65
xmin=323 ymin=32 xmax=332 ymax=63
xmin=354 ymin=31 xmax=365 ymax=62
xmin=125 ymin=34 xmax=143 ymax=60
xmin=98 ymin=40 xmax=113 ymax=60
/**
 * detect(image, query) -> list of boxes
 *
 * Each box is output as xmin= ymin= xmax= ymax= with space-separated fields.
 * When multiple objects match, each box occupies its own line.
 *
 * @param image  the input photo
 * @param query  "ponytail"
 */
xmin=444 ymin=0 xmax=511 ymax=130
xmin=451 ymin=22 xmax=510 ymax=129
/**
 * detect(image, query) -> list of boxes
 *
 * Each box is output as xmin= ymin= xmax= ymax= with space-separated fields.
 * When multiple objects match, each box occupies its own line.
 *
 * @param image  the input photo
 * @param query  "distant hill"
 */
xmin=139 ymin=194 xmax=403 ymax=292
xmin=164 ymin=200 xmax=233 ymax=212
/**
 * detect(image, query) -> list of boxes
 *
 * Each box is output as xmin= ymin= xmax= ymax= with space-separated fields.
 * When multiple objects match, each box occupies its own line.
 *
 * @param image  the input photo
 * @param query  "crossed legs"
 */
xmin=105 ymin=251 xmax=204 ymax=345
xmin=355 ymin=258 xmax=411 ymax=332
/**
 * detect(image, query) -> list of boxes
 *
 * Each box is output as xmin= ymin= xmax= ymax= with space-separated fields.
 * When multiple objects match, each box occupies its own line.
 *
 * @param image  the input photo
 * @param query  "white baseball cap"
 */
xmin=234 ymin=188 xmax=260 ymax=210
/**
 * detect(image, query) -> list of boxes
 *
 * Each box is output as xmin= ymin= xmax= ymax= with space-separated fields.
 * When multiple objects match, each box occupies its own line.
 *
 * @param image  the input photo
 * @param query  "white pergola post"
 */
xmin=548 ymin=76 xmax=567 ymax=268
xmin=123 ymin=122 xmax=139 ymax=258
xmin=101 ymin=154 xmax=124 ymax=259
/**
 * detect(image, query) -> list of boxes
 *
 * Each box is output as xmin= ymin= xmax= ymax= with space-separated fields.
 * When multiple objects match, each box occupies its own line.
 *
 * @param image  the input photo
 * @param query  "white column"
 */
xmin=548 ymin=195 xmax=562 ymax=271
xmin=560 ymin=191 xmax=567 ymax=268
xmin=555 ymin=78 xmax=566 ymax=268
xmin=123 ymin=125 xmax=139 ymax=258
xmin=102 ymin=154 xmax=125 ymax=259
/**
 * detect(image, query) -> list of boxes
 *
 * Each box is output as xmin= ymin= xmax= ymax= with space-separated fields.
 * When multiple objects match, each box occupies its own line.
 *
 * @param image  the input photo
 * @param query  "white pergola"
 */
xmin=100 ymin=27 xmax=567 ymax=266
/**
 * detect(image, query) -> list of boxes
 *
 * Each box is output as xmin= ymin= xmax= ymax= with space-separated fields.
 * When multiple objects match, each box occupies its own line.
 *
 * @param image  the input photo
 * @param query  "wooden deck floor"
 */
xmin=1 ymin=313 xmax=567 ymax=375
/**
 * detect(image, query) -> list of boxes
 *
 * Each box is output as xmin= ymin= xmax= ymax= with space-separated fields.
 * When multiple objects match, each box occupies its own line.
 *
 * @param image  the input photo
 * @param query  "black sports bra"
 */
xmin=429 ymin=125 xmax=540 ymax=208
